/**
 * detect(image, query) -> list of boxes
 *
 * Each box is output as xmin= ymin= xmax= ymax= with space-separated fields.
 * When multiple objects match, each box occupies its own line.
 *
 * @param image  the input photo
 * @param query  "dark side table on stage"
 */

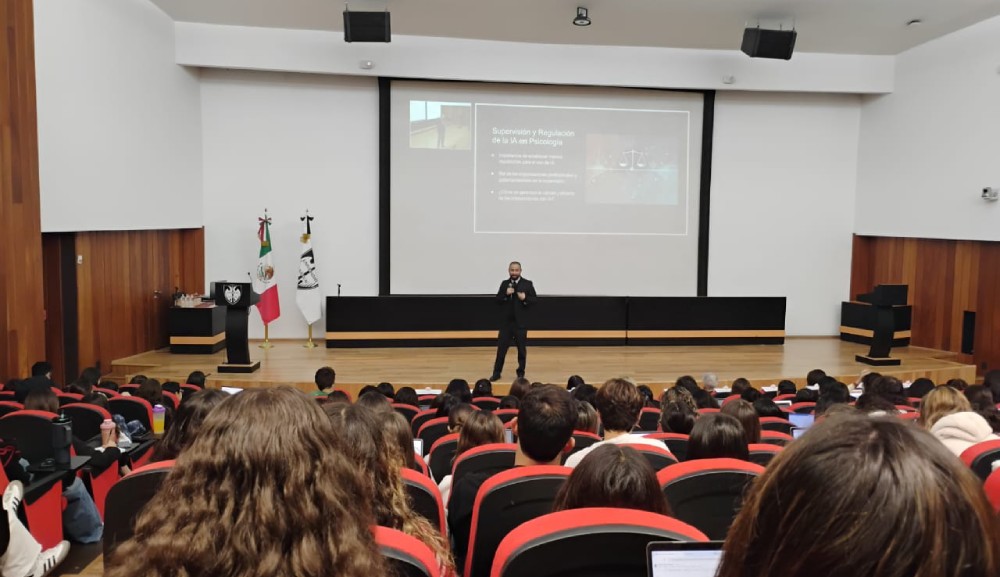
xmin=168 ymin=304 xmax=226 ymax=354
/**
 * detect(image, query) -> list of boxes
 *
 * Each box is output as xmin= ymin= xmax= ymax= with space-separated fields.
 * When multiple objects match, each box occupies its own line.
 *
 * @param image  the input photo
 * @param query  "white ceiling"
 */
xmin=150 ymin=0 xmax=1000 ymax=55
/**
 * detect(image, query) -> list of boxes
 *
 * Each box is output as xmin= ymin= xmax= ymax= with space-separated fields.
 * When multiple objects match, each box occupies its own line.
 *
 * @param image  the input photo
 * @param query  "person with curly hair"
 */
xmin=105 ymin=388 xmax=386 ymax=577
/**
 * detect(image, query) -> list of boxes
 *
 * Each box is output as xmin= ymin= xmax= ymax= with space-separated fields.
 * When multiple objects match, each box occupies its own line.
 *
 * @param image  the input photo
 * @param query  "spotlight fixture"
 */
xmin=573 ymin=7 xmax=591 ymax=27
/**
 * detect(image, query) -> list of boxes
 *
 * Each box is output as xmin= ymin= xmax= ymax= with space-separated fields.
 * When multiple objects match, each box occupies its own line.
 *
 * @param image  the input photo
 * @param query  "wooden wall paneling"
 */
xmin=849 ymin=235 xmax=872 ymax=300
xmin=975 ymin=243 xmax=1000 ymax=373
xmin=911 ymin=239 xmax=954 ymax=350
xmin=41 ymin=235 xmax=67 ymax=384
xmin=0 ymin=0 xmax=46 ymax=380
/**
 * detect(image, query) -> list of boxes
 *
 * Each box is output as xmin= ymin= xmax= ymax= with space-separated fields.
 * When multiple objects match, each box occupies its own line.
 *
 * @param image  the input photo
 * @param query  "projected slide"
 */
xmin=474 ymin=104 xmax=688 ymax=234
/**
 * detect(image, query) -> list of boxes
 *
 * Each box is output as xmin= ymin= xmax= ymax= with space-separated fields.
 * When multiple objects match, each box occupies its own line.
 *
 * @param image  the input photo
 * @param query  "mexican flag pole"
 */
xmin=253 ymin=210 xmax=281 ymax=348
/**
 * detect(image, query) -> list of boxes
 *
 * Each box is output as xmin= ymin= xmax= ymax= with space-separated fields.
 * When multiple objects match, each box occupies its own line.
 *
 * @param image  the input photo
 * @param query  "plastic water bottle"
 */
xmin=152 ymin=404 xmax=166 ymax=434
xmin=100 ymin=418 xmax=115 ymax=446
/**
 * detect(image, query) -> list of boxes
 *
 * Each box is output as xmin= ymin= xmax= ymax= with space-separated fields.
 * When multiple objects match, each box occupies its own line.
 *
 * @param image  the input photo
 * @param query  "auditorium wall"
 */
xmin=855 ymin=15 xmax=1000 ymax=241
xmin=34 ymin=0 xmax=203 ymax=233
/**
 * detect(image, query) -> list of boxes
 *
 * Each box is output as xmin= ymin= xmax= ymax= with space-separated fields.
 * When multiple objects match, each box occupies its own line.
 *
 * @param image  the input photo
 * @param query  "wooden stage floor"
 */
xmin=109 ymin=337 xmax=977 ymax=396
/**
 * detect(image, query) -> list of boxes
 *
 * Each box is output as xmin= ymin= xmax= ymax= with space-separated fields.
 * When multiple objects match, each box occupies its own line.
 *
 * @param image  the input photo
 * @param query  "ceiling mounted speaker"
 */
xmin=343 ymin=10 xmax=391 ymax=43
xmin=741 ymin=27 xmax=796 ymax=60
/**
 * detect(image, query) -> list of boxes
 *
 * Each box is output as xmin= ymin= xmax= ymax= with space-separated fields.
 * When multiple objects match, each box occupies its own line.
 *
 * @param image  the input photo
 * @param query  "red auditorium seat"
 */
xmin=410 ymin=409 xmax=438 ymax=436
xmin=56 ymin=392 xmax=83 ymax=407
xmin=0 ymin=410 xmax=60 ymax=463
xmin=760 ymin=416 xmax=792 ymax=434
xmin=103 ymin=460 xmax=175 ymax=561
xmin=490 ymin=508 xmax=708 ymax=577
xmin=657 ymin=457 xmax=764 ymax=540
xmin=789 ymin=402 xmax=816 ymax=414
xmin=760 ymin=431 xmax=794 ymax=446
xmin=375 ymin=525 xmax=441 ymax=577
xmin=960 ymin=439 xmax=1000 ymax=481
xmin=0 ymin=459 xmax=65 ymax=549
xmin=721 ymin=396 xmax=742 ymax=407
xmin=118 ymin=384 xmax=140 ymax=395
xmin=984 ymin=468 xmax=1000 ymax=513
xmin=894 ymin=404 xmax=917 ymax=413
xmin=898 ymin=412 xmax=921 ymax=422
xmin=747 ymin=443 xmax=784 ymax=467
xmin=637 ymin=407 xmax=661 ymax=431
xmin=93 ymin=387 xmax=120 ymax=398
xmin=416 ymin=417 xmax=452 ymax=455
xmin=473 ymin=397 xmax=502 ymax=411
xmin=618 ymin=443 xmax=677 ymax=471
xmin=410 ymin=454 xmax=431 ymax=477
xmin=401 ymin=468 xmax=447 ymax=536
xmin=697 ymin=408 xmax=720 ymax=414
xmin=646 ymin=433 xmax=690 ymax=461
xmin=773 ymin=393 xmax=797 ymax=402
xmin=493 ymin=409 xmax=519 ymax=424
xmin=451 ymin=443 xmax=517 ymax=488
xmin=427 ymin=433 xmax=460 ymax=482
xmin=464 ymin=466 xmax=571 ymax=577
xmin=0 ymin=400 xmax=23 ymax=417
xmin=179 ymin=383 xmax=202 ymax=396
xmin=564 ymin=431 xmax=602 ymax=462
xmin=0 ymin=391 xmax=15 ymax=401
xmin=392 ymin=403 xmax=421 ymax=423
xmin=161 ymin=391 xmax=180 ymax=411
xmin=108 ymin=396 xmax=155 ymax=432
xmin=62 ymin=402 xmax=111 ymax=440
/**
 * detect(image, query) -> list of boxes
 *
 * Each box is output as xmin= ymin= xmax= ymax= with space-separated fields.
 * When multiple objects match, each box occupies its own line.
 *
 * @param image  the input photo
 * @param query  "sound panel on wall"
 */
xmin=961 ymin=311 xmax=975 ymax=355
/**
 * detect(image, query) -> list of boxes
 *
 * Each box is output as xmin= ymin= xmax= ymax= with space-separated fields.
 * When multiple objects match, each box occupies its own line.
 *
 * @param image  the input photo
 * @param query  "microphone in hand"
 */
xmin=506 ymin=279 xmax=515 ymax=296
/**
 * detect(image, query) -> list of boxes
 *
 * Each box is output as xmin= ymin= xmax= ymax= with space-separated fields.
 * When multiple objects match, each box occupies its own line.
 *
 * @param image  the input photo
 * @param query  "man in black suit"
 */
xmin=491 ymin=261 xmax=537 ymax=381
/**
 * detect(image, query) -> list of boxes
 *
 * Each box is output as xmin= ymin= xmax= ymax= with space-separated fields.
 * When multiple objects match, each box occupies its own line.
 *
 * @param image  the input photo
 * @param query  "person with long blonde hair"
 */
xmin=105 ymin=388 xmax=385 ymax=577
xmin=326 ymin=403 xmax=455 ymax=574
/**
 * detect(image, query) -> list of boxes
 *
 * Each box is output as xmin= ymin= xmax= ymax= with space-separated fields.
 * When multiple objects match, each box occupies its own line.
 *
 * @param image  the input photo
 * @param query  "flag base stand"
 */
xmin=258 ymin=325 xmax=274 ymax=349
xmin=304 ymin=325 xmax=318 ymax=348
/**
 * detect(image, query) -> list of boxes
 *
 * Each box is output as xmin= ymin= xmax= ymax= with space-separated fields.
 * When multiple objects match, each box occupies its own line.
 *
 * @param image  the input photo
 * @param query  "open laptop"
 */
xmin=647 ymin=541 xmax=723 ymax=577
xmin=413 ymin=438 xmax=424 ymax=456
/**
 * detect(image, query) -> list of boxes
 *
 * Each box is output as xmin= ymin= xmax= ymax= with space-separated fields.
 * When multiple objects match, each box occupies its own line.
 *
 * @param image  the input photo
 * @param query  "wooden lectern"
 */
xmin=215 ymin=282 xmax=261 ymax=373
xmin=854 ymin=284 xmax=908 ymax=366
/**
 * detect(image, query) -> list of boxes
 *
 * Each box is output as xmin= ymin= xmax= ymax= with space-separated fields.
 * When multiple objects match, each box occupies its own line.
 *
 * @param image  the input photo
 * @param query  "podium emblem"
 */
xmin=223 ymin=284 xmax=242 ymax=305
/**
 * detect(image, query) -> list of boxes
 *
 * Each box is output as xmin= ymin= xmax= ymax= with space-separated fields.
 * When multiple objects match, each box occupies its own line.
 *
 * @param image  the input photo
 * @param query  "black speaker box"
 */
xmin=961 ymin=311 xmax=976 ymax=354
xmin=343 ymin=11 xmax=391 ymax=43
xmin=741 ymin=27 xmax=796 ymax=60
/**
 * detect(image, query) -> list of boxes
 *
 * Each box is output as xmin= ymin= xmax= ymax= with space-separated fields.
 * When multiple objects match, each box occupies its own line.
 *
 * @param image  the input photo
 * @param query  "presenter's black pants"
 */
xmin=494 ymin=323 xmax=527 ymax=377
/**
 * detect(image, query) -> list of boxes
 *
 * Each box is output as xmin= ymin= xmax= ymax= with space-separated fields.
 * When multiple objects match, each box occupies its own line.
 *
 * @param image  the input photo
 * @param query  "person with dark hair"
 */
xmin=660 ymin=401 xmax=697 ymax=435
xmin=445 ymin=379 xmax=472 ymax=403
xmin=674 ymin=375 xmax=699 ymax=395
xmin=433 ymin=393 xmax=460 ymax=419
xmin=161 ymin=381 xmax=180 ymax=396
xmin=509 ymin=377 xmax=531 ymax=400
xmin=490 ymin=261 xmax=537 ymax=382
xmin=636 ymin=385 xmax=658 ymax=408
xmin=907 ymin=377 xmax=935 ymax=399
xmin=687 ymin=413 xmax=749 ymax=461
xmin=567 ymin=375 xmax=585 ymax=391
xmin=472 ymin=379 xmax=493 ymax=398
xmin=793 ymin=388 xmax=819 ymax=403
xmin=376 ymin=382 xmax=395 ymax=399
xmin=79 ymin=367 xmax=101 ymax=389
xmin=438 ymin=411 xmax=504 ymax=505
xmin=574 ymin=400 xmax=599 ymax=434
xmin=985 ymin=370 xmax=1000 ymax=404
xmin=777 ymin=380 xmax=797 ymax=396
xmin=129 ymin=374 xmax=148 ymax=386
xmin=692 ymin=388 xmax=719 ymax=409
xmin=13 ymin=376 xmax=52 ymax=404
xmin=661 ymin=387 xmax=698 ymax=414
xmin=357 ymin=390 xmax=392 ymax=413
xmin=135 ymin=379 xmax=165 ymax=407
xmin=393 ymin=386 xmax=419 ymax=407
xmin=859 ymin=371 xmax=882 ymax=393
xmin=565 ymin=378 xmax=667 ymax=467
xmin=327 ymin=390 xmax=352 ymax=404
xmin=730 ymin=378 xmax=752 ymax=397
xmin=108 ymin=388 xmax=387 ymax=577
xmin=946 ymin=378 xmax=969 ymax=391
xmin=553 ymin=445 xmax=671 ymax=515
xmin=185 ymin=370 xmax=206 ymax=389
xmin=721 ymin=400 xmax=761 ymax=445
xmin=753 ymin=398 xmax=786 ymax=420
xmin=740 ymin=387 xmax=762 ymax=404
xmin=498 ymin=395 xmax=520 ymax=410
xmin=313 ymin=366 xmax=336 ymax=396
xmin=854 ymin=393 xmax=897 ymax=415
xmin=716 ymin=415 xmax=1000 ymax=577
xmin=571 ymin=383 xmax=597 ymax=407
xmin=357 ymin=384 xmax=378 ymax=398
xmin=816 ymin=375 xmax=840 ymax=396
xmin=30 ymin=361 xmax=52 ymax=379
xmin=448 ymin=403 xmax=475 ymax=433
xmin=805 ymin=368 xmax=826 ymax=387
xmin=98 ymin=380 xmax=119 ymax=392
xmin=81 ymin=391 xmax=109 ymax=409
xmin=869 ymin=376 xmax=908 ymax=406
xmin=376 ymin=410 xmax=419 ymax=471
xmin=152 ymin=389 xmax=228 ymax=462
xmin=816 ymin=382 xmax=851 ymax=416
xmin=449 ymin=385 xmax=575 ymax=567
xmin=964 ymin=385 xmax=1000 ymax=433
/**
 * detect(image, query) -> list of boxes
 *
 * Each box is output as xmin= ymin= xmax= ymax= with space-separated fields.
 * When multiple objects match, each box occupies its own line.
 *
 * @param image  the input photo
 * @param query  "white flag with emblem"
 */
xmin=296 ymin=212 xmax=323 ymax=325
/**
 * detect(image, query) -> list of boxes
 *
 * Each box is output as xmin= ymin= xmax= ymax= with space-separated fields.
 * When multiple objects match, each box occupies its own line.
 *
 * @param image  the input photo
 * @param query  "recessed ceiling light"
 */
xmin=906 ymin=18 xmax=923 ymax=27
xmin=573 ymin=7 xmax=591 ymax=27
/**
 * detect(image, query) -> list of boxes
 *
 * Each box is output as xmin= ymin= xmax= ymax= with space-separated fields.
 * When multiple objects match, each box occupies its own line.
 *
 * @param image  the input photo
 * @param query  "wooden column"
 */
xmin=0 ymin=0 xmax=46 ymax=379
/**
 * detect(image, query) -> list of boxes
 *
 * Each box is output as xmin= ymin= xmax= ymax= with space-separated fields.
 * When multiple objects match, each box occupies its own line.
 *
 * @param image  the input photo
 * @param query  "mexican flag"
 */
xmin=253 ymin=215 xmax=280 ymax=324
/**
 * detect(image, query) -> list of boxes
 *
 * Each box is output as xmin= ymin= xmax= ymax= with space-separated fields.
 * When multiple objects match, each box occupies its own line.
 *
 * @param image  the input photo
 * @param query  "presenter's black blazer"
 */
xmin=496 ymin=278 xmax=537 ymax=328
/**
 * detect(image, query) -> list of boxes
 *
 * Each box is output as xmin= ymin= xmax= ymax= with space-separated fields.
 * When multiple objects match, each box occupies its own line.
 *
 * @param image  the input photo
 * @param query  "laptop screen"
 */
xmin=647 ymin=542 xmax=723 ymax=577
xmin=788 ymin=412 xmax=815 ymax=430
xmin=413 ymin=439 xmax=424 ymax=456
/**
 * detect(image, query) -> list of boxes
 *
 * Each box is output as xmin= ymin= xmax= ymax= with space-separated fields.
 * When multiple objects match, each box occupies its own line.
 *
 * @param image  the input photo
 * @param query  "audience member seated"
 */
xmin=553 ymin=444 xmax=671 ymax=515
xmin=636 ymin=385 xmax=658 ymax=409
xmin=815 ymin=381 xmax=851 ymax=416
xmin=105 ymin=388 xmax=386 ymax=577
xmin=185 ymin=370 xmax=206 ymax=389
xmin=326 ymin=402 xmax=454 ymax=574
xmin=869 ymin=375 xmax=908 ymax=406
xmin=793 ymin=388 xmax=819 ymax=404
xmin=13 ymin=375 xmax=52 ymax=404
xmin=377 ymin=410 xmax=420 ymax=471
xmin=702 ymin=373 xmax=719 ymax=394
xmin=357 ymin=390 xmax=393 ymax=413
xmin=716 ymin=414 xmax=1000 ymax=577
xmin=1 ymin=481 xmax=69 ymax=577
xmin=740 ymin=387 xmax=762 ymax=404
xmin=313 ymin=366 xmax=336 ymax=397
xmin=358 ymin=384 xmax=379 ymax=399
xmin=907 ymin=377 xmax=936 ymax=399
xmin=686 ymin=413 xmax=749 ymax=461
xmin=946 ymin=378 xmax=970 ymax=391
xmin=565 ymin=379 xmax=667 ymax=468
xmin=24 ymin=389 xmax=121 ymax=471
xmin=854 ymin=393 xmax=897 ymax=415
xmin=150 ymin=388 xmax=227 ymax=462
xmin=674 ymin=375 xmax=699 ymax=396
xmin=965 ymin=385 xmax=1000 ymax=433
xmin=449 ymin=385 xmax=576 ymax=568
xmin=659 ymin=401 xmax=697 ymax=435
xmin=858 ymin=371 xmax=882 ymax=393
xmin=985 ymin=370 xmax=1000 ymax=405
xmin=661 ymin=387 xmax=698 ymax=414
xmin=128 ymin=374 xmax=147 ymax=387
xmin=327 ymin=390 xmax=352 ymax=404
xmin=753 ymin=398 xmax=785 ymax=420
xmin=97 ymin=380 xmax=119 ymax=393
xmin=509 ymin=377 xmax=531 ymax=400
xmin=931 ymin=411 xmax=998 ymax=457
xmin=81 ymin=391 xmax=110 ymax=409
xmin=439 ymin=411 xmax=505 ymax=505
xmin=815 ymin=375 xmax=840 ymax=396
xmin=434 ymin=393 xmax=460 ymax=419
xmin=134 ymin=378 xmax=174 ymax=425
xmin=777 ymin=379 xmax=797 ymax=397
xmin=393 ymin=386 xmax=419 ymax=407
xmin=498 ymin=395 xmax=520 ymax=410
xmin=730 ymin=378 xmax=751 ymax=398
xmin=377 ymin=382 xmax=395 ymax=399
xmin=446 ymin=379 xmax=472 ymax=403
xmin=160 ymin=381 xmax=180 ymax=396
xmin=567 ymin=375 xmax=585 ymax=391
xmin=448 ymin=403 xmax=475 ymax=434
xmin=472 ymin=379 xmax=493 ymax=397
xmin=67 ymin=367 xmax=101 ymax=397
xmin=805 ymin=368 xmax=826 ymax=388
xmin=919 ymin=386 xmax=971 ymax=429
xmin=574 ymin=400 xmax=599 ymax=435
xmin=570 ymin=383 xmax=597 ymax=407
xmin=30 ymin=361 xmax=52 ymax=380
xmin=721 ymin=400 xmax=761 ymax=445
xmin=692 ymin=388 xmax=719 ymax=409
